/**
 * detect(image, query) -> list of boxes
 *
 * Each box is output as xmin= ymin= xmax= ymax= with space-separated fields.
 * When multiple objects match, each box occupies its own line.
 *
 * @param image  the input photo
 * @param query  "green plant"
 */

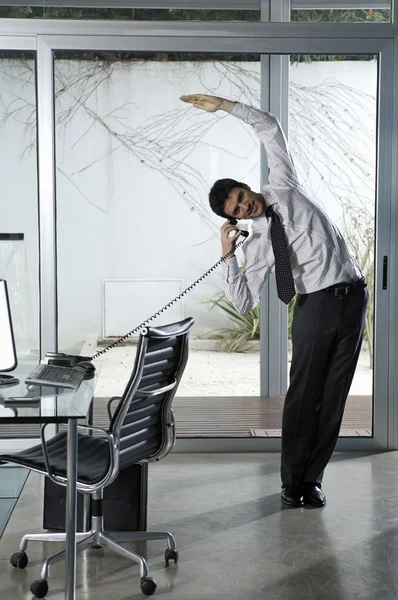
xmin=204 ymin=290 xmax=298 ymax=352
xmin=203 ymin=292 xmax=260 ymax=352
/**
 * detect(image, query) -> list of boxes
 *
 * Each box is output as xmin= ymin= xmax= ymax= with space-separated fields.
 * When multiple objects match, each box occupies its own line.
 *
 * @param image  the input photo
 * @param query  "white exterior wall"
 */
xmin=0 ymin=59 xmax=377 ymax=348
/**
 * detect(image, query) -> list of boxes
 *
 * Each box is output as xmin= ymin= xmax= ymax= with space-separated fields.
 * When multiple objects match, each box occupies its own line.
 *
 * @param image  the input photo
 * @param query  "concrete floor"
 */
xmin=1 ymin=451 xmax=398 ymax=600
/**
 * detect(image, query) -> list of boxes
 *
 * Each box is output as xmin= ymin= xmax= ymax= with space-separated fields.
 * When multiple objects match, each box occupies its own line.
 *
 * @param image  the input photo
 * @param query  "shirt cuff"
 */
xmin=223 ymin=256 xmax=240 ymax=283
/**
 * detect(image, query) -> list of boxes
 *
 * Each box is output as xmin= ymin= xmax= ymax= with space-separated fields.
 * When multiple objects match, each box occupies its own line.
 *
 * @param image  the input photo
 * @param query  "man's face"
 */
xmin=224 ymin=186 xmax=266 ymax=221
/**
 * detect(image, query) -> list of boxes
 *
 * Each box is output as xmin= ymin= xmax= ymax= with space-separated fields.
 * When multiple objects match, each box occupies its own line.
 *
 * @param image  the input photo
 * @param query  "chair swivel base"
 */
xmin=10 ymin=513 xmax=178 ymax=598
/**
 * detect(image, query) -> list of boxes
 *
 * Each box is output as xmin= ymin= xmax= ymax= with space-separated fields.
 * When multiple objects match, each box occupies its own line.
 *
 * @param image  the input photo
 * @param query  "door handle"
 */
xmin=382 ymin=256 xmax=388 ymax=290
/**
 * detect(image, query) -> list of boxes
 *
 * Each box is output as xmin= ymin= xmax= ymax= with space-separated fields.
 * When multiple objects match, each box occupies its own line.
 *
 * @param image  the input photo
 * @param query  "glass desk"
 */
xmin=0 ymin=361 xmax=99 ymax=600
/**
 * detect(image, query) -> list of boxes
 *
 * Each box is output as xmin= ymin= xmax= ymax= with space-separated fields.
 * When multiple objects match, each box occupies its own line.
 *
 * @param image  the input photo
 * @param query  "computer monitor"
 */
xmin=0 ymin=279 xmax=17 ymax=372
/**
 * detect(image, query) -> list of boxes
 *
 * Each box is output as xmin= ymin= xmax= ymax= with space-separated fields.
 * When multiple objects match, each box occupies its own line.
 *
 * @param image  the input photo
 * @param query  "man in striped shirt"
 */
xmin=181 ymin=93 xmax=368 ymax=508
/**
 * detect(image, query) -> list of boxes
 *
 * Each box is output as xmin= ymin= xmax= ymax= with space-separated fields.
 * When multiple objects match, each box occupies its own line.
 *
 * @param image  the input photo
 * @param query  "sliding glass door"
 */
xmin=53 ymin=51 xmax=264 ymax=433
xmin=286 ymin=56 xmax=378 ymax=438
xmin=52 ymin=50 xmax=378 ymax=441
xmin=43 ymin=31 xmax=393 ymax=452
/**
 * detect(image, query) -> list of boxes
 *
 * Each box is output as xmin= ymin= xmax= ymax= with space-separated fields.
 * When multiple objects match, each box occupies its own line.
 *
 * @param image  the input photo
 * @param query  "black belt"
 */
xmin=322 ymin=279 xmax=367 ymax=297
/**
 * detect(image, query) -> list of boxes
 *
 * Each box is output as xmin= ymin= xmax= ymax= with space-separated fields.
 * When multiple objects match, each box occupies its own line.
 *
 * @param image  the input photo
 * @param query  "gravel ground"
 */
xmin=87 ymin=342 xmax=372 ymax=398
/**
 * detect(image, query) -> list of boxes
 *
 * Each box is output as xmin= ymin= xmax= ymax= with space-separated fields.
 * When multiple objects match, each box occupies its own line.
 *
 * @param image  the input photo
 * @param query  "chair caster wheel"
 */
xmin=140 ymin=576 xmax=157 ymax=596
xmin=165 ymin=548 xmax=178 ymax=565
xmin=10 ymin=551 xmax=28 ymax=569
xmin=30 ymin=579 xmax=49 ymax=598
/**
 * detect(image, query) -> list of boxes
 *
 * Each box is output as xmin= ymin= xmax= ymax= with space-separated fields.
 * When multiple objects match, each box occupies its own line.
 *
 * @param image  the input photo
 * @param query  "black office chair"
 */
xmin=0 ymin=317 xmax=194 ymax=598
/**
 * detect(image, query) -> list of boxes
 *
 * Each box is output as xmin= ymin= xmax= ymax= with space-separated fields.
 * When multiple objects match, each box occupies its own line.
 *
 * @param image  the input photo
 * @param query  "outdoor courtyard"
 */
xmin=85 ymin=339 xmax=373 ymax=439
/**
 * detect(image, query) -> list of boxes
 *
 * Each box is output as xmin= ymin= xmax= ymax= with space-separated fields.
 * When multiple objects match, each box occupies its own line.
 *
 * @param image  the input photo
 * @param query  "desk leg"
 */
xmin=83 ymin=396 xmax=94 ymax=532
xmin=65 ymin=419 xmax=78 ymax=600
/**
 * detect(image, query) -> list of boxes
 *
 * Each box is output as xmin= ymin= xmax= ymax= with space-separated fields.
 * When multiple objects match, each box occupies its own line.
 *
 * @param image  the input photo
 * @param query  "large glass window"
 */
xmin=0 ymin=7 xmax=260 ymax=20
xmin=291 ymin=8 xmax=390 ymax=24
xmin=53 ymin=50 xmax=377 ymax=440
xmin=285 ymin=55 xmax=377 ymax=438
xmin=53 ymin=53 xmax=263 ymax=435
xmin=0 ymin=4 xmax=390 ymax=22
xmin=0 ymin=51 xmax=39 ymax=440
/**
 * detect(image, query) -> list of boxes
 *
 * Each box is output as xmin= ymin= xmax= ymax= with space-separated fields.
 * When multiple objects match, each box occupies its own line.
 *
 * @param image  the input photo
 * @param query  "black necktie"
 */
xmin=265 ymin=205 xmax=295 ymax=305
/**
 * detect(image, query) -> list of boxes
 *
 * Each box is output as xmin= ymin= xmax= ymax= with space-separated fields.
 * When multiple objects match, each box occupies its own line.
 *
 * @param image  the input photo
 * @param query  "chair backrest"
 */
xmin=110 ymin=317 xmax=194 ymax=470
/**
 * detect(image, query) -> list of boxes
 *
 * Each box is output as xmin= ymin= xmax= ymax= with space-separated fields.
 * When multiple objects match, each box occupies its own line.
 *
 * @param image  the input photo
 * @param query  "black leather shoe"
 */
xmin=281 ymin=485 xmax=304 ymax=507
xmin=303 ymin=483 xmax=326 ymax=507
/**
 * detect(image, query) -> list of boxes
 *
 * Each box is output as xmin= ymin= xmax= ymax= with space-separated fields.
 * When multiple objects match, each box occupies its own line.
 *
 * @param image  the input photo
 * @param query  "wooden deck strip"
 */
xmin=0 ymin=395 xmax=372 ymax=440
xmin=173 ymin=394 xmax=372 ymax=438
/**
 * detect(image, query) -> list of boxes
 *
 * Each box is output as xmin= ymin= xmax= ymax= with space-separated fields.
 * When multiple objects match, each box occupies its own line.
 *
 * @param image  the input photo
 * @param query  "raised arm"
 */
xmin=232 ymin=103 xmax=300 ymax=188
xmin=180 ymin=94 xmax=300 ymax=188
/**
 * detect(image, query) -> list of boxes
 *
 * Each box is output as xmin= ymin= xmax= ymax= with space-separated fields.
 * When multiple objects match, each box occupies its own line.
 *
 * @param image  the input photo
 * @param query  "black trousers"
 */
xmin=281 ymin=284 xmax=368 ymax=486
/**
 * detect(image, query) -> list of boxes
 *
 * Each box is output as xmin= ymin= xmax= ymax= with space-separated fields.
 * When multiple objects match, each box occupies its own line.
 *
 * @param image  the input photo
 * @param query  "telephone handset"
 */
xmin=228 ymin=217 xmax=249 ymax=238
xmin=46 ymin=228 xmax=249 ymax=366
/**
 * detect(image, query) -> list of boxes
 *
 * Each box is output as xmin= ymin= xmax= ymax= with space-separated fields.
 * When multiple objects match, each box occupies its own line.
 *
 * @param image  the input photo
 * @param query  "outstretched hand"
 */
xmin=180 ymin=94 xmax=236 ymax=114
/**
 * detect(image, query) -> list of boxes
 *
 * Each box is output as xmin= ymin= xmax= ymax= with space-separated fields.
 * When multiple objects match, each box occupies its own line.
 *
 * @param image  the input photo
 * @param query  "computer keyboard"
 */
xmin=25 ymin=364 xmax=86 ymax=390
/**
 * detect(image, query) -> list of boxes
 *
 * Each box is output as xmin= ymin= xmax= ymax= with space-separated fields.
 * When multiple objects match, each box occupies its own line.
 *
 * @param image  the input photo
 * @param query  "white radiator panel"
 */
xmin=102 ymin=279 xmax=184 ymax=338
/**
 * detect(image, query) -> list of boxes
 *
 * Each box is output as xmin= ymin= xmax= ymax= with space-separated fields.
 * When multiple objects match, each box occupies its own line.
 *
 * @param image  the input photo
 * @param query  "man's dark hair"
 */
xmin=208 ymin=178 xmax=250 ymax=218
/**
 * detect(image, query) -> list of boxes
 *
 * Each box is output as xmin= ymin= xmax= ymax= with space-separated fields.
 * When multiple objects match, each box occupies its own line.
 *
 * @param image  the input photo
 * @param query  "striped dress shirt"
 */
xmin=223 ymin=102 xmax=364 ymax=315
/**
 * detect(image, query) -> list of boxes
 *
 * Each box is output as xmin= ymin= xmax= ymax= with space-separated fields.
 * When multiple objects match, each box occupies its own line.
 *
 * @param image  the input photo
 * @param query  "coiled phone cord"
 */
xmin=92 ymin=236 xmax=247 ymax=359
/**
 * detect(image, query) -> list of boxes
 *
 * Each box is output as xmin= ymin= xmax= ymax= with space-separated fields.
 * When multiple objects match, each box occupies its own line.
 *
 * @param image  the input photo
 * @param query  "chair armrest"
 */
xmin=40 ymin=422 xmax=117 ymax=490
xmin=107 ymin=396 xmax=121 ymax=422
xmin=76 ymin=424 xmax=109 ymax=436
xmin=135 ymin=379 xmax=176 ymax=398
